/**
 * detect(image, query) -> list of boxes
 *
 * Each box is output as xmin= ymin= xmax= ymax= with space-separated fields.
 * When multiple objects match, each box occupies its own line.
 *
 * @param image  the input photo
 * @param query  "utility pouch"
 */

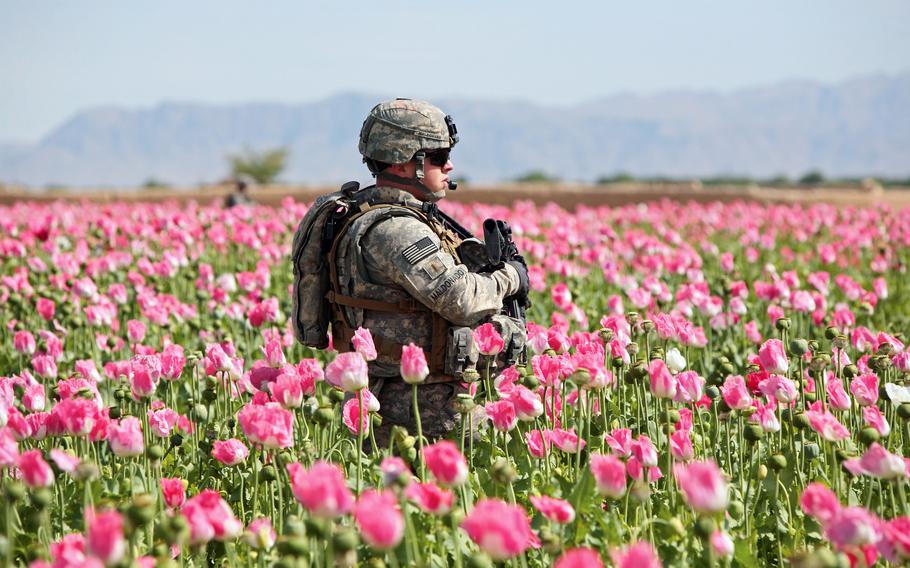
xmin=490 ymin=314 xmax=528 ymax=368
xmin=444 ymin=326 xmax=480 ymax=380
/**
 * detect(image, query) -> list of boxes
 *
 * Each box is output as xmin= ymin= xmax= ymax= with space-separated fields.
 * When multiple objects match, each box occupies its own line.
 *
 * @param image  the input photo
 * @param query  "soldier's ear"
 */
xmin=386 ymin=162 xmax=416 ymax=177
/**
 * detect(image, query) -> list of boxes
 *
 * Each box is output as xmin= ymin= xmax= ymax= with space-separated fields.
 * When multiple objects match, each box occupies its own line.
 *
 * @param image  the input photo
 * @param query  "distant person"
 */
xmin=225 ymin=174 xmax=255 ymax=207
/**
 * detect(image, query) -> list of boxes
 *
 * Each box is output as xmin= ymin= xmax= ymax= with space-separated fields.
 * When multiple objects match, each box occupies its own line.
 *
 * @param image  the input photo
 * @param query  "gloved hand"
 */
xmin=506 ymin=259 xmax=529 ymax=298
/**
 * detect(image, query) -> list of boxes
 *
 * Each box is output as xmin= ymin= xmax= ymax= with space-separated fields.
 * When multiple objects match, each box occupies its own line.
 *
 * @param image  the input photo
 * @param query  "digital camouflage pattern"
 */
xmin=359 ymin=99 xmax=457 ymax=166
xmin=333 ymin=185 xmax=522 ymax=440
xmin=367 ymin=378 xmax=486 ymax=450
xmin=334 ymin=186 xmax=521 ymax=378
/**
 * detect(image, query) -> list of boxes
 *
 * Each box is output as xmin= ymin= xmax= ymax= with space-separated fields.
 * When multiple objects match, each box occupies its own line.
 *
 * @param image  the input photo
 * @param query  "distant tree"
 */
xmin=798 ymin=170 xmax=825 ymax=185
xmin=515 ymin=170 xmax=559 ymax=183
xmin=142 ymin=177 xmax=170 ymax=189
xmin=763 ymin=174 xmax=790 ymax=186
xmin=701 ymin=175 xmax=753 ymax=186
xmin=228 ymin=147 xmax=289 ymax=184
xmin=596 ymin=172 xmax=635 ymax=184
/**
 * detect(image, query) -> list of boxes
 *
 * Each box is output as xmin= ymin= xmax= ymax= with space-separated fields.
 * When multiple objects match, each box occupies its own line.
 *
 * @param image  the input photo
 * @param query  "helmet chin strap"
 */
xmin=376 ymin=152 xmax=446 ymax=201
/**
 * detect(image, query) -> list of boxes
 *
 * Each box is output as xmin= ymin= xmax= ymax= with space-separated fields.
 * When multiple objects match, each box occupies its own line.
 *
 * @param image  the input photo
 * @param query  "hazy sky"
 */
xmin=2 ymin=0 xmax=908 ymax=141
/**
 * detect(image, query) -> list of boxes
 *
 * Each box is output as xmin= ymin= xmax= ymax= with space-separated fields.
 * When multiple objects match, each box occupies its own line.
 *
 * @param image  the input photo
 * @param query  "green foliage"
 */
xmin=228 ymin=147 xmax=289 ymax=184
xmin=141 ymin=178 xmax=170 ymax=189
xmin=515 ymin=170 xmax=559 ymax=183
xmin=797 ymin=170 xmax=825 ymax=185
xmin=596 ymin=172 xmax=636 ymax=185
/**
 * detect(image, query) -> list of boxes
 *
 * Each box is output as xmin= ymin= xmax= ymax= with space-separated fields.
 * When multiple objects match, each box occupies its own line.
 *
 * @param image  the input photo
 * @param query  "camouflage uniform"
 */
xmin=333 ymin=185 xmax=522 ymax=446
xmin=327 ymin=99 xmax=526 ymax=447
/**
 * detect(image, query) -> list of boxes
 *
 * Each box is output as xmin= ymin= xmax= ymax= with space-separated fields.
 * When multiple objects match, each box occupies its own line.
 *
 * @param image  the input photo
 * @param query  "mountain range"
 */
xmin=2 ymin=73 xmax=908 ymax=187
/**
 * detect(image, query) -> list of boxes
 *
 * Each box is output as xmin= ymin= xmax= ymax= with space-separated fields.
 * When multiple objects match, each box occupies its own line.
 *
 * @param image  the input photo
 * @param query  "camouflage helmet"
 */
xmin=359 ymin=98 xmax=458 ymax=171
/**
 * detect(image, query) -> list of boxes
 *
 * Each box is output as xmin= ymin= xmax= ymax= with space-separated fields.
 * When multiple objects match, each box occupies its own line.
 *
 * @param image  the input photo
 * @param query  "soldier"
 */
xmin=225 ymin=174 xmax=255 ymax=208
xmin=325 ymin=98 xmax=529 ymax=447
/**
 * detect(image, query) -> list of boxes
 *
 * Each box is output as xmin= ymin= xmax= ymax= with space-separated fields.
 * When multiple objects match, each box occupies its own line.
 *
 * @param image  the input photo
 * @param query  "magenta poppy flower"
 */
xmin=354 ymin=489 xmax=404 ymax=550
xmin=461 ymin=498 xmax=536 ymax=560
xmin=286 ymin=461 xmax=354 ymax=519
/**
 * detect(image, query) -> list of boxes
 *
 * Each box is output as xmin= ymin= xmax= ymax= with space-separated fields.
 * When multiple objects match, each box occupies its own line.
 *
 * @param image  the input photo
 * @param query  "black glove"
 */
xmin=506 ymin=259 xmax=529 ymax=298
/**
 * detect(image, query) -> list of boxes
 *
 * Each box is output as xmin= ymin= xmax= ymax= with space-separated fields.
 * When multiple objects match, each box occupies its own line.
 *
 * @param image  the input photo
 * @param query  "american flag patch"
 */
xmin=401 ymin=237 xmax=438 ymax=265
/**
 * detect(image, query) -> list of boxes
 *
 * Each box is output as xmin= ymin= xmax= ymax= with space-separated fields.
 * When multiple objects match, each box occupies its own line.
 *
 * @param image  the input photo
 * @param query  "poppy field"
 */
xmin=0 ymin=196 xmax=909 ymax=567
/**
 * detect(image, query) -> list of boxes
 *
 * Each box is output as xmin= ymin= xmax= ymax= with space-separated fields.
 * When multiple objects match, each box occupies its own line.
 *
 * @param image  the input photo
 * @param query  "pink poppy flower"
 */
xmin=472 ymin=323 xmax=504 ymax=356
xmin=325 ymin=352 xmax=369 ymax=392
xmin=461 ymin=498 xmax=536 ymax=560
xmin=525 ymin=429 xmax=550 ymax=458
xmin=555 ymin=547 xmax=604 ymax=568
xmin=648 ymin=359 xmax=676 ymax=399
xmin=286 ymin=461 xmax=354 ymax=519
xmin=485 ymin=400 xmax=518 ymax=431
xmin=53 ymin=398 xmax=98 ymax=437
xmin=505 ymin=385 xmax=544 ymax=421
xmin=107 ymin=417 xmax=144 ymax=457
xmin=826 ymin=378 xmax=851 ymax=411
xmin=843 ymin=443 xmax=907 ymax=480
xmin=879 ymin=517 xmax=910 ymax=563
xmin=238 ymin=403 xmax=294 ymax=449
xmin=23 ymin=384 xmax=46 ymax=412
xmin=405 ymin=482 xmax=453 ymax=515
xmin=400 ymin=343 xmax=429 ymax=385
xmin=32 ymin=354 xmax=58 ymax=380
xmin=129 ymin=355 xmax=161 ymax=399
xmin=711 ymin=530 xmax=734 ymax=557
xmin=529 ymin=495 xmax=575 ymax=524
xmin=849 ymin=373 xmax=878 ymax=407
xmin=342 ymin=391 xmax=380 ymax=436
xmin=670 ymin=429 xmax=694 ymax=461
xmin=423 ymin=440 xmax=468 ymax=486
xmin=126 ymin=320 xmax=146 ymax=344
xmin=674 ymin=371 xmax=704 ymax=404
xmin=721 ymin=375 xmax=753 ymax=410
xmin=758 ymin=338 xmax=789 ymax=374
xmin=892 ymin=351 xmax=910 ymax=373
xmin=354 ymin=489 xmax=404 ymax=550
xmin=13 ymin=330 xmax=36 ymax=355
xmin=825 ymin=507 xmax=880 ymax=548
xmin=673 ymin=460 xmax=728 ymax=514
xmin=352 ymin=327 xmax=378 ymax=362
xmin=604 ymin=428 xmax=633 ymax=457
xmin=749 ymin=400 xmax=781 ymax=433
xmin=800 ymin=482 xmax=841 ymax=524
xmin=49 ymin=449 xmax=80 ymax=473
xmin=758 ymin=374 xmax=798 ymax=403
xmin=159 ymin=343 xmax=186 ymax=380
xmin=590 ymin=453 xmax=627 ymax=498
xmin=36 ymin=297 xmax=56 ymax=321
xmin=147 ymin=408 xmax=179 ymax=438
xmin=806 ymin=402 xmax=851 ymax=442
xmin=609 ymin=541 xmax=662 ymax=568
xmin=862 ymin=406 xmax=890 ymax=437
xmin=270 ymin=369 xmax=304 ymax=409
xmin=631 ymin=436 xmax=658 ymax=467
xmin=87 ymin=509 xmax=126 ymax=565
xmin=547 ymin=328 xmax=571 ymax=354
xmin=181 ymin=489 xmax=243 ymax=544
xmin=211 ymin=439 xmax=250 ymax=466
xmin=160 ymin=477 xmax=187 ymax=509
xmin=261 ymin=338 xmax=287 ymax=368
xmin=243 ymin=517 xmax=277 ymax=550
xmin=17 ymin=449 xmax=54 ymax=487
xmin=549 ymin=428 xmax=585 ymax=454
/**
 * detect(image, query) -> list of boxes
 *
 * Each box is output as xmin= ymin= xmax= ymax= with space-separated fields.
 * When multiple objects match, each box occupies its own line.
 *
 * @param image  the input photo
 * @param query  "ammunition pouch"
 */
xmin=444 ymin=326 xmax=480 ymax=380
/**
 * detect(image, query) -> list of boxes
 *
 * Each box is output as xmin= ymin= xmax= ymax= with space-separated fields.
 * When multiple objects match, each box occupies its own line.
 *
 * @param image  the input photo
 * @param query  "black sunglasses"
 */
xmin=424 ymin=149 xmax=451 ymax=167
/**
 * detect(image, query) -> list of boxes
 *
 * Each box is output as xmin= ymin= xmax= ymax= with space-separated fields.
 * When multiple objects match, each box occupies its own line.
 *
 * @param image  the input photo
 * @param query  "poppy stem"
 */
xmin=412 ymin=384 xmax=425 ymax=479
